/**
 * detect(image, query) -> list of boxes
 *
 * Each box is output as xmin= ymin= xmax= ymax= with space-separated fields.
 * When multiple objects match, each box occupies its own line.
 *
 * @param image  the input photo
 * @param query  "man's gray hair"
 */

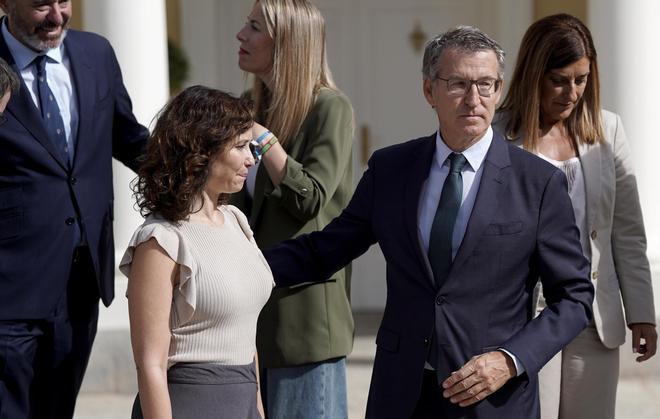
xmin=422 ymin=25 xmax=505 ymax=80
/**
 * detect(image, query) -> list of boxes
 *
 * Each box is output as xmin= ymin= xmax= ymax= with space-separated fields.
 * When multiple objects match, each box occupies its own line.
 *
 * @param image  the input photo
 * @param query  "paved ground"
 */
xmin=75 ymin=313 xmax=660 ymax=418
xmin=72 ymin=378 xmax=660 ymax=419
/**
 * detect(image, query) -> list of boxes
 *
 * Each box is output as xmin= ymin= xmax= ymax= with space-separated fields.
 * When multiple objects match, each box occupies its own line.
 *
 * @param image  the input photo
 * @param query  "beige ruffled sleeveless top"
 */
xmin=120 ymin=205 xmax=274 ymax=367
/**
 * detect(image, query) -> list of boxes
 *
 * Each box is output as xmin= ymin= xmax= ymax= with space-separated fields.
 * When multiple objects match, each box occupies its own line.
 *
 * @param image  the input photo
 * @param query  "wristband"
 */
xmin=254 ymin=130 xmax=272 ymax=145
xmin=260 ymin=136 xmax=279 ymax=155
xmin=250 ymin=135 xmax=278 ymax=161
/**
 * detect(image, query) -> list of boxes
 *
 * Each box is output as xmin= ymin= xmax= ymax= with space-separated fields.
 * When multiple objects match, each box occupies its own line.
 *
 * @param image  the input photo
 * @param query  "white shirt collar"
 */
xmin=2 ymin=18 xmax=64 ymax=70
xmin=434 ymin=126 xmax=493 ymax=172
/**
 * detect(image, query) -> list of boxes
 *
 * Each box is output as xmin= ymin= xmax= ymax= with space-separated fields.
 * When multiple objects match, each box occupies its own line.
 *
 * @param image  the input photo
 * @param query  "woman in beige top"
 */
xmin=496 ymin=13 xmax=657 ymax=419
xmin=120 ymin=86 xmax=273 ymax=419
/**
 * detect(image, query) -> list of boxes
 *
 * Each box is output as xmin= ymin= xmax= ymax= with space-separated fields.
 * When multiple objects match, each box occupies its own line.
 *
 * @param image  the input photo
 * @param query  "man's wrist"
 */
xmin=497 ymin=348 xmax=523 ymax=377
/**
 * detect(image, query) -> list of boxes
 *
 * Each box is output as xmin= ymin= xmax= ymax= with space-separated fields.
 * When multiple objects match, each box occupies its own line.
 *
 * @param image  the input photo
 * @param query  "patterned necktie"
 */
xmin=34 ymin=55 xmax=70 ymax=165
xmin=428 ymin=153 xmax=467 ymax=288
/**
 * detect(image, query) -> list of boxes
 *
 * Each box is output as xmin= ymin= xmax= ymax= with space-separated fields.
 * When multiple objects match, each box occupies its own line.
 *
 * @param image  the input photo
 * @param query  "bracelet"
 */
xmin=254 ymin=130 xmax=272 ymax=145
xmin=260 ymin=135 xmax=279 ymax=155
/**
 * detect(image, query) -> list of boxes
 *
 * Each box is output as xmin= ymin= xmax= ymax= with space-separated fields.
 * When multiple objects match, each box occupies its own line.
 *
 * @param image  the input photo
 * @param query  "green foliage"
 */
xmin=168 ymin=39 xmax=189 ymax=92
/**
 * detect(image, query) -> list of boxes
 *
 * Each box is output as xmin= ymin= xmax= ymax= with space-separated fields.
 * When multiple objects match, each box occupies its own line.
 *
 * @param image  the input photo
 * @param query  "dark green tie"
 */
xmin=428 ymin=153 xmax=467 ymax=288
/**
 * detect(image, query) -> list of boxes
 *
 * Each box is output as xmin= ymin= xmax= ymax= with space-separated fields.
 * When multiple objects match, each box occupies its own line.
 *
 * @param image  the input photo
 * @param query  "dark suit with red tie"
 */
xmin=0 ymin=20 xmax=148 ymax=418
xmin=264 ymin=131 xmax=594 ymax=418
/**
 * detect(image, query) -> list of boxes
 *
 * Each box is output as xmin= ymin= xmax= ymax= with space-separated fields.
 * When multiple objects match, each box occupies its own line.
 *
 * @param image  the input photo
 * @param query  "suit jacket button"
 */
xmin=300 ymin=187 xmax=308 ymax=194
xmin=590 ymin=230 xmax=597 ymax=240
xmin=69 ymin=177 xmax=77 ymax=185
xmin=436 ymin=296 xmax=446 ymax=305
xmin=592 ymin=271 xmax=598 ymax=280
xmin=65 ymin=217 xmax=75 ymax=225
xmin=423 ymin=338 xmax=430 ymax=346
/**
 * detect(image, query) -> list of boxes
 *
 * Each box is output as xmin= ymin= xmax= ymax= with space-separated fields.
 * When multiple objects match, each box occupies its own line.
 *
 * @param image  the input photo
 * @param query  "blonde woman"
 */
xmin=234 ymin=0 xmax=354 ymax=417
xmin=495 ymin=13 xmax=657 ymax=419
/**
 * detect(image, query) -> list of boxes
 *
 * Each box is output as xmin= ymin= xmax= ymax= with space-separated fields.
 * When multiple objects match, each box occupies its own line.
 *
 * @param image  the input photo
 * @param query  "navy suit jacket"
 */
xmin=264 ymin=131 xmax=594 ymax=418
xmin=0 ymin=26 xmax=148 ymax=319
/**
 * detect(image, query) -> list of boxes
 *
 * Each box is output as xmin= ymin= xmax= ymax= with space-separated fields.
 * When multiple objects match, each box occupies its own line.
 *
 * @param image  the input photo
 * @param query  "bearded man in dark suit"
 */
xmin=0 ymin=1 xmax=148 ymax=417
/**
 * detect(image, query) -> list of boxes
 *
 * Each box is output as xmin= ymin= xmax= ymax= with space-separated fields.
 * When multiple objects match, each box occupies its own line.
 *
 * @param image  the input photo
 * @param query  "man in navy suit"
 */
xmin=0 ymin=1 xmax=149 ymax=417
xmin=264 ymin=26 xmax=594 ymax=418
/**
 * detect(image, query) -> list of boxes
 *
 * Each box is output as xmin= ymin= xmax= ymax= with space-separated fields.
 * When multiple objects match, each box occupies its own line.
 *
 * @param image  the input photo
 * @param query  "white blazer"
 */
xmin=494 ymin=110 xmax=655 ymax=348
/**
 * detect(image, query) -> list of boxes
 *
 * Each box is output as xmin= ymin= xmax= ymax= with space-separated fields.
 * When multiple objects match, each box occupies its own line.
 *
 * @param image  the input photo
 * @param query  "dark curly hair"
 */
xmin=134 ymin=85 xmax=254 ymax=222
xmin=0 ymin=57 xmax=19 ymax=97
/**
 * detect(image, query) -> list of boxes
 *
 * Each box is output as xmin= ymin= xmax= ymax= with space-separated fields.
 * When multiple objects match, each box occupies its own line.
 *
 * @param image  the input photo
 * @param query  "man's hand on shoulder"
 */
xmin=441 ymin=350 xmax=516 ymax=407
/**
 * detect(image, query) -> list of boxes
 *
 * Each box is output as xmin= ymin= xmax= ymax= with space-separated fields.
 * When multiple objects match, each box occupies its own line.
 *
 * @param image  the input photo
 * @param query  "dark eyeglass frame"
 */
xmin=435 ymin=76 xmax=502 ymax=97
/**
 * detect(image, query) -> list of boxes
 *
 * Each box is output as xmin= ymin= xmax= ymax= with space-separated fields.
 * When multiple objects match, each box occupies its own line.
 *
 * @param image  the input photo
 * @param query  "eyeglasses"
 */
xmin=435 ymin=77 xmax=501 ymax=97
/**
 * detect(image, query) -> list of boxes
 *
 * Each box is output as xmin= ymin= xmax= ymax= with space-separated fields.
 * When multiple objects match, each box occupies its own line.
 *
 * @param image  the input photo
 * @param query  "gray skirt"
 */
xmin=131 ymin=362 xmax=260 ymax=419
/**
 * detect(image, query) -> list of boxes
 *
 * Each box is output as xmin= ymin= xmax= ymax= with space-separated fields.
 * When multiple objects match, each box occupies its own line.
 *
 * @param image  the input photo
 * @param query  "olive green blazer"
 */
xmin=232 ymin=88 xmax=355 ymax=367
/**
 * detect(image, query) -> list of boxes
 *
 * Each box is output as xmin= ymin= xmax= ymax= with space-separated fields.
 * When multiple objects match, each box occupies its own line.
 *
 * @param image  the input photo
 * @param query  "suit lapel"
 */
xmin=450 ymin=134 xmax=511 ymax=275
xmin=502 ymin=123 xmax=599 ymax=231
xmin=403 ymin=134 xmax=437 ymax=285
xmin=63 ymin=34 xmax=92 ymax=168
xmin=0 ymin=28 xmax=68 ymax=170
xmin=578 ymin=141 xmax=600 ymax=231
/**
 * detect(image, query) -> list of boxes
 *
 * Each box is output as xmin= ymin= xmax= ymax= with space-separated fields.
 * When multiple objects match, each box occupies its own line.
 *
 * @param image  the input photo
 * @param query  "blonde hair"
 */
xmin=499 ymin=13 xmax=604 ymax=150
xmin=250 ymin=0 xmax=337 ymax=146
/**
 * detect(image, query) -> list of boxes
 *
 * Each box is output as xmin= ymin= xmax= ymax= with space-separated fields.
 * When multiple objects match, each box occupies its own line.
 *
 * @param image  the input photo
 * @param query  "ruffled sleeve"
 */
xmin=119 ymin=218 xmax=198 ymax=324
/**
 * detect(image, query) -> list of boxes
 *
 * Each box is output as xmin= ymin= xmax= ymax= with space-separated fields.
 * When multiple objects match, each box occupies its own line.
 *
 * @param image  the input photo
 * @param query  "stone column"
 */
xmin=82 ymin=0 xmax=169 ymax=327
xmin=588 ymin=0 xmax=660 ymax=308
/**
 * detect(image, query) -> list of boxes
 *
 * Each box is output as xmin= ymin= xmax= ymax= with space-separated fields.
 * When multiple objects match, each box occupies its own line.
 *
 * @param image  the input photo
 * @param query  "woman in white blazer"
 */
xmin=494 ymin=13 xmax=657 ymax=419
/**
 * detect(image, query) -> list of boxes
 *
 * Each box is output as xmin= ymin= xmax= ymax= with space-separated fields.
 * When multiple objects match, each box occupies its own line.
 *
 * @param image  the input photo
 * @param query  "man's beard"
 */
xmin=20 ymin=29 xmax=68 ymax=51
xmin=9 ymin=16 xmax=70 ymax=52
